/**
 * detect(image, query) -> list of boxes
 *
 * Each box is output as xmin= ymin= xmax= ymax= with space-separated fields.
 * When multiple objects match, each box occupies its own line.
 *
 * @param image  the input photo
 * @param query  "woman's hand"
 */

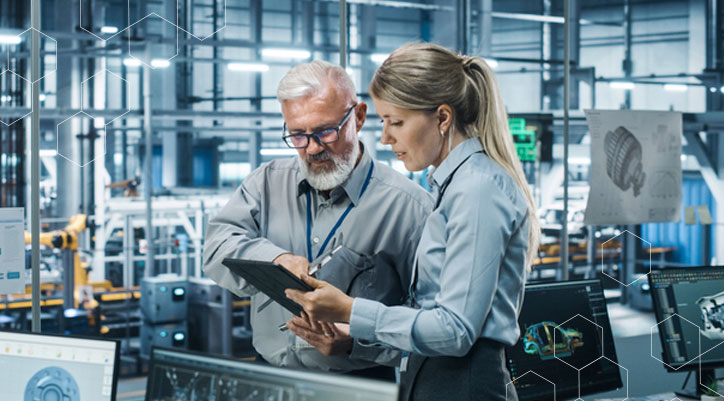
xmin=285 ymin=274 xmax=354 ymax=323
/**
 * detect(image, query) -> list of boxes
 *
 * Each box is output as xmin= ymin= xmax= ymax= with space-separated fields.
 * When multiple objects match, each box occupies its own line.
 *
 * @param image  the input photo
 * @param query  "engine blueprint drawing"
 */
xmin=584 ymin=110 xmax=682 ymax=225
xmin=604 ymin=126 xmax=646 ymax=197
xmin=698 ymin=291 xmax=724 ymax=340
xmin=24 ymin=366 xmax=80 ymax=401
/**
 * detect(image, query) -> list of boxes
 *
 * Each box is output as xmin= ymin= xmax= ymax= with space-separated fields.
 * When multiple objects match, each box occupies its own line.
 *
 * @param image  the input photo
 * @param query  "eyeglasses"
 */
xmin=282 ymin=104 xmax=357 ymax=149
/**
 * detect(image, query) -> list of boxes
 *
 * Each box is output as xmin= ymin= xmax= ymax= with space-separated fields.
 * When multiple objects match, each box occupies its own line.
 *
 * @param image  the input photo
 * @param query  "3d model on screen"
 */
xmin=604 ymin=126 xmax=646 ymax=197
xmin=24 ymin=366 xmax=80 ymax=401
xmin=154 ymin=368 xmax=216 ymax=401
xmin=698 ymin=291 xmax=724 ymax=340
xmin=523 ymin=322 xmax=584 ymax=360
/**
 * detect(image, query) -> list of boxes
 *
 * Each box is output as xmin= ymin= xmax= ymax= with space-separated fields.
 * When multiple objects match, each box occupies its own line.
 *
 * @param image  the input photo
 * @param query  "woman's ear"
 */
xmin=437 ymin=104 xmax=453 ymax=134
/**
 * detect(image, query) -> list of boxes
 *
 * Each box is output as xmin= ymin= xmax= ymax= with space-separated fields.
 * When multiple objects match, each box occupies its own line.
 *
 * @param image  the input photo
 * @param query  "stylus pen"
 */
xmin=307 ymin=243 xmax=344 ymax=276
xmin=279 ymin=323 xmax=289 ymax=332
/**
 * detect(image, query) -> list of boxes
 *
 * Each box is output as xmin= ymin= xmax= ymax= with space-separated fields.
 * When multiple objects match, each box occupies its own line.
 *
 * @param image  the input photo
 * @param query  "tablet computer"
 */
xmin=221 ymin=258 xmax=313 ymax=316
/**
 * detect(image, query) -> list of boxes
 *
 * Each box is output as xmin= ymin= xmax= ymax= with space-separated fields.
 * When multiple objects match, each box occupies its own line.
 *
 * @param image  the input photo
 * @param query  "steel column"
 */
xmin=30 ymin=0 xmax=41 ymax=333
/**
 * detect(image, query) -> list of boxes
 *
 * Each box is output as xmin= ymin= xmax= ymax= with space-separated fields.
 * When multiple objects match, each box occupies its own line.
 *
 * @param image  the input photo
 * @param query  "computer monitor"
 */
xmin=146 ymin=347 xmax=399 ymax=401
xmin=506 ymin=279 xmax=623 ymax=401
xmin=649 ymin=266 xmax=724 ymax=373
xmin=0 ymin=330 xmax=120 ymax=401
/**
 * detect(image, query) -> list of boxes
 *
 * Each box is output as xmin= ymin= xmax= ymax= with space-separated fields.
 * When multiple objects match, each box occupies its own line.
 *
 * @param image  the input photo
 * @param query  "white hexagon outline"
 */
xmin=176 ymin=0 xmax=227 ymax=41
xmin=553 ymin=314 xmax=605 ymax=371
xmin=0 ymin=70 xmax=32 ymax=127
xmin=126 ymin=12 xmax=180 ymax=70
xmin=600 ymin=229 xmax=652 ymax=287
xmin=578 ymin=355 xmax=629 ymax=401
xmin=650 ymin=312 xmax=701 ymax=371
xmin=79 ymin=0 xmax=225 ymax=44
xmin=699 ymin=338 xmax=724 ymax=397
xmin=80 ymin=69 xmax=131 ymax=121
xmin=506 ymin=370 xmax=556 ymax=401
xmin=6 ymin=27 xmax=57 ymax=84
xmin=56 ymin=110 xmax=108 ymax=168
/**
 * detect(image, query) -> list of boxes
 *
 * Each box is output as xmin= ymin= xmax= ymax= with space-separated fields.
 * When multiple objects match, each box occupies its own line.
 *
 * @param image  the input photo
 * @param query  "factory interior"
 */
xmin=1 ymin=0 xmax=724 ymax=400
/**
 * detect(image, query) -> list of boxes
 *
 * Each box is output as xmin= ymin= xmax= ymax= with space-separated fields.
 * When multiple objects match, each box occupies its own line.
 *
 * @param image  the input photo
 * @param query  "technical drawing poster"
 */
xmin=584 ymin=110 xmax=682 ymax=225
xmin=0 ymin=208 xmax=25 ymax=294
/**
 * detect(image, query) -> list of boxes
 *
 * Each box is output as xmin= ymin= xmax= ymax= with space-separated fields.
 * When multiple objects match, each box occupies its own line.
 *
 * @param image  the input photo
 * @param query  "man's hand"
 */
xmin=273 ymin=253 xmax=309 ymax=278
xmin=287 ymin=311 xmax=353 ymax=356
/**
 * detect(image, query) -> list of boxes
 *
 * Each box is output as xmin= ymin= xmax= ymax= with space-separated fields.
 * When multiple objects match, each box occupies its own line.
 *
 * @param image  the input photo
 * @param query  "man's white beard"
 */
xmin=299 ymin=142 xmax=360 ymax=191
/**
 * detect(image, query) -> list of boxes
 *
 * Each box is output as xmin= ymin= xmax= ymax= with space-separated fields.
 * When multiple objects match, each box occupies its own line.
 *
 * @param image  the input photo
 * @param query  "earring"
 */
xmin=440 ymin=130 xmax=445 ymax=137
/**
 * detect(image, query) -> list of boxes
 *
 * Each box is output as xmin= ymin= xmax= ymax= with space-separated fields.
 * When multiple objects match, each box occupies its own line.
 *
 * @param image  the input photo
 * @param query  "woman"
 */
xmin=286 ymin=43 xmax=540 ymax=401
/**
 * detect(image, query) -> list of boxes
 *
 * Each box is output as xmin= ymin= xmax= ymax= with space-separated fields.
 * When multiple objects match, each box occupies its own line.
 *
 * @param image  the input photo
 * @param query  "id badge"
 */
xmin=400 ymin=351 xmax=410 ymax=373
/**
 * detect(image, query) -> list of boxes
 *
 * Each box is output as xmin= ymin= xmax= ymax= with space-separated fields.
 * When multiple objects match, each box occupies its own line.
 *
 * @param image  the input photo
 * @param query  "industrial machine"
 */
xmin=140 ymin=275 xmax=189 ymax=357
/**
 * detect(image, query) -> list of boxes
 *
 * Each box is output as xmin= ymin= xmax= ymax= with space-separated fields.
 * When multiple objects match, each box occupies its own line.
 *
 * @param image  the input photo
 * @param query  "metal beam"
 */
xmin=684 ymin=131 xmax=724 ymax=205
xmin=562 ymin=0 xmax=571 ymax=281
xmin=31 ymin=0 xmax=41 ymax=333
xmin=143 ymin=49 xmax=154 ymax=279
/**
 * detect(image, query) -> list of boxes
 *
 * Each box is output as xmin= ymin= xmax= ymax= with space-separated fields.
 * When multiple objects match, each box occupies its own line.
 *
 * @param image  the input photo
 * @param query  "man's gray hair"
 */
xmin=277 ymin=60 xmax=357 ymax=101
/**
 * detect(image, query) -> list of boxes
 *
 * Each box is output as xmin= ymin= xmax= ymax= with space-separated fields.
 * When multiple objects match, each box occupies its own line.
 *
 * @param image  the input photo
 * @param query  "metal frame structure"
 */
xmin=0 ymin=0 xmax=720 ymax=334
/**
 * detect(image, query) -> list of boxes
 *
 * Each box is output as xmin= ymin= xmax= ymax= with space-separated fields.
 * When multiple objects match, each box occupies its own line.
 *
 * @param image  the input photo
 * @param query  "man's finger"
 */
xmin=288 ymin=320 xmax=328 ymax=345
xmin=290 ymin=316 xmax=310 ymax=329
xmin=285 ymin=289 xmax=306 ymax=306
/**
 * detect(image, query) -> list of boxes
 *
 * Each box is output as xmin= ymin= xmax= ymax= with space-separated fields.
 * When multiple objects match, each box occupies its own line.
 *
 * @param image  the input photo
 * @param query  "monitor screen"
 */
xmin=649 ymin=266 xmax=724 ymax=371
xmin=0 ymin=330 xmax=120 ymax=401
xmin=146 ymin=347 xmax=399 ymax=401
xmin=506 ymin=279 xmax=623 ymax=401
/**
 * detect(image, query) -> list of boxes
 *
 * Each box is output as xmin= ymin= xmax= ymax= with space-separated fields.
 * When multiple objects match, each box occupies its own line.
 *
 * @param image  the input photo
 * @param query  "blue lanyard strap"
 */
xmin=306 ymin=162 xmax=374 ymax=261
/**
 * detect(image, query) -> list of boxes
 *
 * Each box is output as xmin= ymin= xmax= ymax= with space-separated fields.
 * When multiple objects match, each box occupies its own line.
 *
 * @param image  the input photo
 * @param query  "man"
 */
xmin=203 ymin=60 xmax=432 ymax=378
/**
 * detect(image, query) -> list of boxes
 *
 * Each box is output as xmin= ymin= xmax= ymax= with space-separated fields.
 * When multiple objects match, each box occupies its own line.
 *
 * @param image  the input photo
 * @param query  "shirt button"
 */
xmin=313 ymin=237 xmax=320 ymax=244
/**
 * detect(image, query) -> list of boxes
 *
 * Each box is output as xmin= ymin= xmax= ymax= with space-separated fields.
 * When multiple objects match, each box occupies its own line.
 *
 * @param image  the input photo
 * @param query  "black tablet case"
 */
xmin=221 ymin=258 xmax=313 ymax=316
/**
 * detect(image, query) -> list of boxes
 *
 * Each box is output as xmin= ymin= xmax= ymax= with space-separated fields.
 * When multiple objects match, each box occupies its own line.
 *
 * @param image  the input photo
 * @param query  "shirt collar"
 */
xmin=296 ymin=142 xmax=373 ymax=206
xmin=428 ymin=137 xmax=484 ymax=189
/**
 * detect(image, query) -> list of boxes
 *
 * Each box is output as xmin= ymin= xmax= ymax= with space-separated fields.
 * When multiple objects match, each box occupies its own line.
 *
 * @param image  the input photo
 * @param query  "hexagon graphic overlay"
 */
xmin=600 ymin=230 xmax=652 ymax=287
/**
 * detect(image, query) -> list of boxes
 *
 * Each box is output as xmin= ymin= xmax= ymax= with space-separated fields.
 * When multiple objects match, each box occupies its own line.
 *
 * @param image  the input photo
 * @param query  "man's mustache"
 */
xmin=306 ymin=151 xmax=331 ymax=163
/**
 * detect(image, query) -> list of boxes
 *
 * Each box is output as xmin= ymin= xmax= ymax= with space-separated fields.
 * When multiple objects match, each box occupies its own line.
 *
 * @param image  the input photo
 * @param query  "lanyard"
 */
xmin=409 ymin=151 xmax=482 ymax=305
xmin=306 ymin=163 xmax=374 ymax=262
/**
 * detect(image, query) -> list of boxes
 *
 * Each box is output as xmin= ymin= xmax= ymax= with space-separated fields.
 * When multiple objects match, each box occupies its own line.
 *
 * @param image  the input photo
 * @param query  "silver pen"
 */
xmin=307 ymin=243 xmax=344 ymax=276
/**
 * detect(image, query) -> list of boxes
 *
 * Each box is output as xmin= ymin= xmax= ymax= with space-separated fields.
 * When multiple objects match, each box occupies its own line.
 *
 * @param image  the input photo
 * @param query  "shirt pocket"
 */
xmin=314 ymin=246 xmax=376 ymax=296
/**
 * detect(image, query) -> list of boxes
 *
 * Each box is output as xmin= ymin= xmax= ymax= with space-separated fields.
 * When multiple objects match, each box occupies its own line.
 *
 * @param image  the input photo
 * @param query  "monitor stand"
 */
xmin=675 ymin=369 xmax=716 ymax=400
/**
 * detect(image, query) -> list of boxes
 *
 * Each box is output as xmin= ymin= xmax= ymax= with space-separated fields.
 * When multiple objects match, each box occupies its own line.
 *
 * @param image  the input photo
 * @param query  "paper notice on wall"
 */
xmin=583 ymin=110 xmax=682 ymax=225
xmin=0 ymin=208 xmax=25 ymax=294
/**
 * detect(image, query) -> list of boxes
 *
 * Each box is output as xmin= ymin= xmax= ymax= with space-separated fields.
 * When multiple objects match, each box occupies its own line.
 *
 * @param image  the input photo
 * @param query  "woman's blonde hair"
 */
xmin=370 ymin=43 xmax=540 ymax=267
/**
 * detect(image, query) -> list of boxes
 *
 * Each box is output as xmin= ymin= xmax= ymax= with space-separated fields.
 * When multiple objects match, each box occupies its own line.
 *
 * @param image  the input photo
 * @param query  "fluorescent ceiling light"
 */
xmin=39 ymin=94 xmax=46 ymax=101
xmin=151 ymin=59 xmax=171 ymax=68
xmin=100 ymin=26 xmax=119 ymax=34
xmin=710 ymin=87 xmax=717 ymax=93
xmin=370 ymin=53 xmax=389 ymax=63
xmin=228 ymin=62 xmax=269 ymax=72
xmin=663 ymin=84 xmax=687 ymax=92
xmin=123 ymin=58 xmax=141 ymax=67
xmin=609 ymin=81 xmax=635 ymax=90
xmin=39 ymin=149 xmax=57 ymax=157
xmin=261 ymin=48 xmax=311 ymax=59
xmin=568 ymin=157 xmax=591 ymax=165
xmin=483 ymin=58 xmax=498 ymax=68
xmin=0 ymin=35 xmax=21 ymax=45
xmin=720 ymin=86 xmax=724 ymax=94
xmin=260 ymin=148 xmax=298 ymax=156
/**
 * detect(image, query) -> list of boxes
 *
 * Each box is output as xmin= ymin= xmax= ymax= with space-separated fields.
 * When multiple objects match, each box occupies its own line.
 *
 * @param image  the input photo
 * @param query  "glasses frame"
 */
xmin=282 ymin=104 xmax=358 ymax=149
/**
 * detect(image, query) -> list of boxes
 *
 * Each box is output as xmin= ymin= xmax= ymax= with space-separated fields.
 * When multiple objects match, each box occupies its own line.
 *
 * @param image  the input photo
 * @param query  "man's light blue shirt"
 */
xmin=350 ymin=138 xmax=530 ymax=357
